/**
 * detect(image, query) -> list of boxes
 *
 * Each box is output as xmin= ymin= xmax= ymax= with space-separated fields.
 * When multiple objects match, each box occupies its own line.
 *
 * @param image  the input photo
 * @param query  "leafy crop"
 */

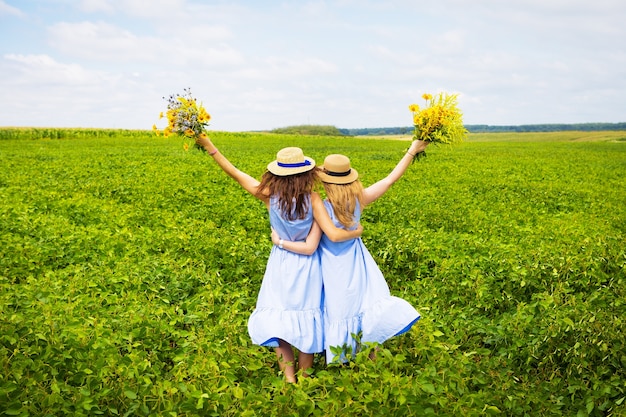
xmin=0 ymin=130 xmax=625 ymax=416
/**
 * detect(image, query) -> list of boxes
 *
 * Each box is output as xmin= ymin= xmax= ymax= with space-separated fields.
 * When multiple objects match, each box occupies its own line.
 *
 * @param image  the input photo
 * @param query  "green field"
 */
xmin=1 ymin=129 xmax=625 ymax=416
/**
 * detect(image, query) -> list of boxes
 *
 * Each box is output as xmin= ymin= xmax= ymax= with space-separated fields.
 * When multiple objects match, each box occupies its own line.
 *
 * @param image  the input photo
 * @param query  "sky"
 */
xmin=1 ymin=0 xmax=625 ymax=132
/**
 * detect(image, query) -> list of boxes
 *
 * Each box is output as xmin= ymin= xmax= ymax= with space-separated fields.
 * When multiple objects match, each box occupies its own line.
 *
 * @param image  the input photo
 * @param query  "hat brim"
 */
xmin=267 ymin=157 xmax=316 ymax=176
xmin=318 ymin=167 xmax=359 ymax=184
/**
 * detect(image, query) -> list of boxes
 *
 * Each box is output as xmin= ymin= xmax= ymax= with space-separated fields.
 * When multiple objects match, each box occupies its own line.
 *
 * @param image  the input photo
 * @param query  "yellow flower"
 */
xmin=409 ymin=92 xmax=467 ymax=144
xmin=183 ymin=142 xmax=189 ymax=151
xmin=155 ymin=89 xmax=211 ymax=145
xmin=198 ymin=107 xmax=211 ymax=123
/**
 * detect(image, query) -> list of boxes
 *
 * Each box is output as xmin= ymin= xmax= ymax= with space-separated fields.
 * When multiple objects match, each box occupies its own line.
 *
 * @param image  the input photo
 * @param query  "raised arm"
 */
xmin=362 ymin=140 xmax=429 ymax=206
xmin=311 ymin=193 xmax=363 ymax=242
xmin=196 ymin=134 xmax=268 ymax=204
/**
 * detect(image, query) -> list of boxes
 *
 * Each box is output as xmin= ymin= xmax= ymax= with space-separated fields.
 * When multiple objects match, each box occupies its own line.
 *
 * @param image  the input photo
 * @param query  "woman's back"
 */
xmin=319 ymin=199 xmax=361 ymax=252
xmin=269 ymin=195 xmax=314 ymax=242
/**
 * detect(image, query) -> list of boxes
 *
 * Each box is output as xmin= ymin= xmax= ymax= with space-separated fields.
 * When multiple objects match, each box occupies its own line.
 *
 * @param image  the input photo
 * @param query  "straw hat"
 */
xmin=267 ymin=147 xmax=316 ymax=176
xmin=318 ymin=154 xmax=359 ymax=184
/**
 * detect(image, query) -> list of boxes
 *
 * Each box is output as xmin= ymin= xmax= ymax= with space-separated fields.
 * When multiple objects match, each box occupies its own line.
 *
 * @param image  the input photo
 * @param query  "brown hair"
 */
xmin=256 ymin=168 xmax=319 ymax=221
xmin=322 ymin=179 xmax=364 ymax=228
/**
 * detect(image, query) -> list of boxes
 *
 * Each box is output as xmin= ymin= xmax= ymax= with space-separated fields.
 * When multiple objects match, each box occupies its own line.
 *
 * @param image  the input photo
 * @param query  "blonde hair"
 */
xmin=323 ymin=180 xmax=364 ymax=228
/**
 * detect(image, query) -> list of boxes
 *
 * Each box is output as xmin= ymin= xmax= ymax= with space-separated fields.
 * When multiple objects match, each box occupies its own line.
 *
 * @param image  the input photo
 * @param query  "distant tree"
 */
xmin=270 ymin=125 xmax=345 ymax=136
xmin=465 ymin=123 xmax=626 ymax=133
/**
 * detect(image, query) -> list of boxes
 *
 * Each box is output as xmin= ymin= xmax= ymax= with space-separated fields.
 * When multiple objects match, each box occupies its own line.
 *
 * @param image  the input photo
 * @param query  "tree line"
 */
xmin=268 ymin=123 xmax=625 ymax=136
xmin=341 ymin=122 xmax=626 ymax=136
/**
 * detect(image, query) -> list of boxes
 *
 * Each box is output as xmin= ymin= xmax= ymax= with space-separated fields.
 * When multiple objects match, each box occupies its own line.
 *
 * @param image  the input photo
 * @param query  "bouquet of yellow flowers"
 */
xmin=153 ymin=88 xmax=211 ymax=150
xmin=409 ymin=92 xmax=467 ymax=145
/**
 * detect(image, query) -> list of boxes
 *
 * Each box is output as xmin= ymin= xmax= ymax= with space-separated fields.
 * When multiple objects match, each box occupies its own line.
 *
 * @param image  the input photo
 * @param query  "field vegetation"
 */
xmin=1 ymin=128 xmax=625 ymax=416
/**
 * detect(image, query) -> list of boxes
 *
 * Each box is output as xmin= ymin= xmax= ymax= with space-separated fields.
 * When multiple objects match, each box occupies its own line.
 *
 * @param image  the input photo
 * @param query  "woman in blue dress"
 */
xmin=274 ymin=140 xmax=429 ymax=363
xmin=195 ymin=135 xmax=361 ymax=382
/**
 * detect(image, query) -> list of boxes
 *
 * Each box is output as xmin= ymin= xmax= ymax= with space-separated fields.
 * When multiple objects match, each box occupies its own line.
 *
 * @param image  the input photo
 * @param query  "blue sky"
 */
xmin=1 ymin=0 xmax=625 ymax=131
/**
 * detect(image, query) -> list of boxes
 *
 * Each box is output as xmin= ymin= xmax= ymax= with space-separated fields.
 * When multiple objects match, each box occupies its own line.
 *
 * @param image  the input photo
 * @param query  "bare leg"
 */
xmin=298 ymin=352 xmax=314 ymax=378
xmin=275 ymin=339 xmax=297 ymax=383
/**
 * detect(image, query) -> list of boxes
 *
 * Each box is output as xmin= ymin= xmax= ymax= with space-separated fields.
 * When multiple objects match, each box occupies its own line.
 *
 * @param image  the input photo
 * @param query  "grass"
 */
xmin=0 ymin=128 xmax=625 ymax=416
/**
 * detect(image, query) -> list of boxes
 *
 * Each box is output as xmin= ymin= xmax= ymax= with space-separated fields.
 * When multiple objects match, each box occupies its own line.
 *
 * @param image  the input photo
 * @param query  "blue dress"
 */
xmin=247 ymin=195 xmax=324 ymax=354
xmin=319 ymin=200 xmax=420 ymax=363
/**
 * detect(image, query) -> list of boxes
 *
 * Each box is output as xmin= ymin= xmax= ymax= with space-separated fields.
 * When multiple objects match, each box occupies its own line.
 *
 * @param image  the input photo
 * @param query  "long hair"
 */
xmin=323 ymin=180 xmax=364 ymax=228
xmin=256 ymin=168 xmax=319 ymax=221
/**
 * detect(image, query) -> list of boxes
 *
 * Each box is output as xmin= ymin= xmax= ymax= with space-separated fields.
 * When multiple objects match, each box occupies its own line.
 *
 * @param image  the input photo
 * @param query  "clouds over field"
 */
xmin=0 ymin=0 xmax=625 ymax=131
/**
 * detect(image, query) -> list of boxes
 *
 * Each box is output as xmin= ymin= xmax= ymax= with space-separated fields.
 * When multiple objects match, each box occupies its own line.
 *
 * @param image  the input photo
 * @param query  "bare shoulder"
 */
xmin=311 ymin=192 xmax=323 ymax=204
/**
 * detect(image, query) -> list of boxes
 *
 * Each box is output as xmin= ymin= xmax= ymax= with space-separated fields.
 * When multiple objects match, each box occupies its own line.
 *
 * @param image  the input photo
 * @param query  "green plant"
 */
xmin=0 ymin=129 xmax=624 ymax=416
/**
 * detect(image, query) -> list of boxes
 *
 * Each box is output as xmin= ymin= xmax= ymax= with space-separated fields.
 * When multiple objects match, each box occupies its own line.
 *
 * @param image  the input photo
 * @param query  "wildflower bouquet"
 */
xmin=153 ymin=88 xmax=211 ymax=150
xmin=409 ymin=92 xmax=467 ymax=145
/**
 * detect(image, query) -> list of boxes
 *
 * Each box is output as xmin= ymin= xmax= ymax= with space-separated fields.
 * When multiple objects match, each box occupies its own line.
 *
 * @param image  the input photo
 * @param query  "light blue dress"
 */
xmin=320 ymin=200 xmax=420 ymax=363
xmin=247 ymin=195 xmax=324 ymax=354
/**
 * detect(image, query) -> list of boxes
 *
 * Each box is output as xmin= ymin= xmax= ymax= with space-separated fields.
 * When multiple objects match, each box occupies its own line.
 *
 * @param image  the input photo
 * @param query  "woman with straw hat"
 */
xmin=195 ymin=135 xmax=362 ymax=382
xmin=274 ymin=139 xmax=429 ymax=363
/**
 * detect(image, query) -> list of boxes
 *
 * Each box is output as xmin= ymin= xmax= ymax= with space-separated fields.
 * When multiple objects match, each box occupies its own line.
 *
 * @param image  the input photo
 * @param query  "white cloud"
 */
xmin=4 ymin=53 xmax=96 ymax=84
xmin=0 ymin=53 xmax=158 ymax=128
xmin=263 ymin=56 xmax=338 ymax=77
xmin=78 ymin=0 xmax=114 ymax=13
xmin=0 ymin=0 xmax=23 ymax=16
xmin=0 ymin=0 xmax=625 ymax=130
xmin=47 ymin=21 xmax=159 ymax=62
xmin=46 ymin=18 xmax=243 ymax=69
xmin=77 ymin=0 xmax=189 ymax=19
xmin=120 ymin=0 xmax=188 ymax=19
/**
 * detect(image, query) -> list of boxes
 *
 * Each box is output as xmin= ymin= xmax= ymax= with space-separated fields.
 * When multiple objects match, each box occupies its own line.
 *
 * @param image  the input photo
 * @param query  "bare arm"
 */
xmin=270 ymin=193 xmax=363 ymax=256
xmin=196 ymin=134 xmax=268 ymax=204
xmin=362 ymin=140 xmax=429 ymax=206
xmin=270 ymin=222 xmax=322 ymax=256
xmin=311 ymin=193 xmax=363 ymax=242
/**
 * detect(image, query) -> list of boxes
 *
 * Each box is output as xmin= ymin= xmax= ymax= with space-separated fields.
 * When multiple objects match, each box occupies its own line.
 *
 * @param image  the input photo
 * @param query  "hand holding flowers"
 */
xmin=408 ymin=139 xmax=429 ymax=155
xmin=409 ymin=92 xmax=467 ymax=145
xmin=153 ymin=88 xmax=211 ymax=150
xmin=195 ymin=133 xmax=219 ymax=156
